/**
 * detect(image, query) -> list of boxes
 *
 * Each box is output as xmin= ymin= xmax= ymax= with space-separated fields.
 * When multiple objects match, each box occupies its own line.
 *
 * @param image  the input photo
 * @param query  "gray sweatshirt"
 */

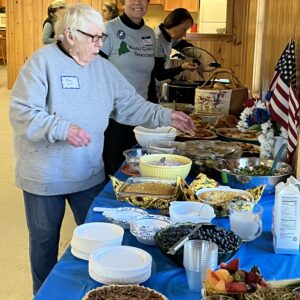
xmin=9 ymin=44 xmax=172 ymax=196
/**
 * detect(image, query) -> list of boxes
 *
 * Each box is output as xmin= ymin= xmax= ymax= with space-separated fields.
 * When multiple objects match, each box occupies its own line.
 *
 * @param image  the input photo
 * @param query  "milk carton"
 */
xmin=273 ymin=176 xmax=300 ymax=254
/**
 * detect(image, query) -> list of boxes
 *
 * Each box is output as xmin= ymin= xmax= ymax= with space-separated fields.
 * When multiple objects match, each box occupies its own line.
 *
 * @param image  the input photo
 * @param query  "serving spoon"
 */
xmin=159 ymin=156 xmax=166 ymax=165
xmin=167 ymin=223 xmax=214 ymax=255
xmin=270 ymin=143 xmax=287 ymax=176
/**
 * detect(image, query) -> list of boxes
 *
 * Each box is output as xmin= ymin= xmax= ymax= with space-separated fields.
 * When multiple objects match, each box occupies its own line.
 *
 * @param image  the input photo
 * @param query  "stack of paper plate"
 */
xmin=89 ymin=246 xmax=152 ymax=285
xmin=70 ymin=222 xmax=124 ymax=260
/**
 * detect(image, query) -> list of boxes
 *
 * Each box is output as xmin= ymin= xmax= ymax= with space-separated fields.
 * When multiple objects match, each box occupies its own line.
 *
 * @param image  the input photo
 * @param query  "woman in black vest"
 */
xmin=42 ymin=0 xmax=66 ymax=45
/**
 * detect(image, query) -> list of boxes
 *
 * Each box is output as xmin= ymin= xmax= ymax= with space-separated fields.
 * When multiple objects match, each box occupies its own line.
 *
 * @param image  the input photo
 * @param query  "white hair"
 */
xmin=55 ymin=3 xmax=105 ymax=41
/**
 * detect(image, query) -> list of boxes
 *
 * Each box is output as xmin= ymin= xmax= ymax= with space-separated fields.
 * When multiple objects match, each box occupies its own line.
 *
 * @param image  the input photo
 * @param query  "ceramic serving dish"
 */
xmin=139 ymin=153 xmax=192 ymax=181
xmin=169 ymin=201 xmax=215 ymax=224
xmin=133 ymin=126 xmax=177 ymax=148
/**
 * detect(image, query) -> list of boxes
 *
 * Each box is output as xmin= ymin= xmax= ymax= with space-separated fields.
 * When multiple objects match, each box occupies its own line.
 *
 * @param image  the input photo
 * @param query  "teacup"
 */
xmin=229 ymin=201 xmax=263 ymax=242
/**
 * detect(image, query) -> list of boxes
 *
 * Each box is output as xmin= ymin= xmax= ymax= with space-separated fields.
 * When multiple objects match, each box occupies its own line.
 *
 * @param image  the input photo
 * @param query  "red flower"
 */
xmin=244 ymin=98 xmax=256 ymax=108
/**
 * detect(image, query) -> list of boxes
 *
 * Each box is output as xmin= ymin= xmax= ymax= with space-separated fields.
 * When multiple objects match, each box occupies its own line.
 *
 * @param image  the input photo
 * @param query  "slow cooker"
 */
xmin=166 ymin=79 xmax=199 ymax=105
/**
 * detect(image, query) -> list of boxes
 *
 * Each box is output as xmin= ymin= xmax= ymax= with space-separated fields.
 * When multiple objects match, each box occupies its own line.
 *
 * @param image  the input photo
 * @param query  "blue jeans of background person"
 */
xmin=23 ymin=183 xmax=105 ymax=295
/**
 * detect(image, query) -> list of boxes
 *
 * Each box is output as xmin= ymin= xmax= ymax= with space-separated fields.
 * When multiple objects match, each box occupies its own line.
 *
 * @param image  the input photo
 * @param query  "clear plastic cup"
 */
xmin=183 ymin=240 xmax=218 ymax=292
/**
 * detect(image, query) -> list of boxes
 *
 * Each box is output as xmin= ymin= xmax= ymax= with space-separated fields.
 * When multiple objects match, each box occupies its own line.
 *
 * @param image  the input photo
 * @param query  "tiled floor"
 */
xmin=0 ymin=67 xmax=76 ymax=299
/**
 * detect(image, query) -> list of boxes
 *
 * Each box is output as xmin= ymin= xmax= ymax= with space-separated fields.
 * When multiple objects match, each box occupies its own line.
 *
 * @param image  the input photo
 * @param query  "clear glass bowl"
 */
xmin=122 ymin=148 xmax=149 ymax=172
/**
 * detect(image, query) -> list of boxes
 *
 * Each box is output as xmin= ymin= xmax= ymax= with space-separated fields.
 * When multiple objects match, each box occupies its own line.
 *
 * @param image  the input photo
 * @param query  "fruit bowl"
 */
xmin=154 ymin=223 xmax=242 ymax=267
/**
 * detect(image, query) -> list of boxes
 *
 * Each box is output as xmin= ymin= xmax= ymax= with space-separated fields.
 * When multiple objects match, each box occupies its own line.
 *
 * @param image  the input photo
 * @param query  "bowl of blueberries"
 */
xmin=154 ymin=223 xmax=242 ymax=266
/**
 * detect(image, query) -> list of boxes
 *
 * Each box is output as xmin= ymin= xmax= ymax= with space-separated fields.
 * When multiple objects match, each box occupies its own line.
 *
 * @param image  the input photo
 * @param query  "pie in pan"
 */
xmin=83 ymin=285 xmax=168 ymax=300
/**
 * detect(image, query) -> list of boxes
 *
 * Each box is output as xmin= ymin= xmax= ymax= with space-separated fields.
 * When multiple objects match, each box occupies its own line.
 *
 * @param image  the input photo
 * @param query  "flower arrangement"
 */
xmin=237 ymin=97 xmax=287 ymax=158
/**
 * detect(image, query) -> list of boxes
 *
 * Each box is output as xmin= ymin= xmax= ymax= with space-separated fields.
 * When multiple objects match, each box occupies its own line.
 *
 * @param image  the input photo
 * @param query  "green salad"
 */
xmin=233 ymin=165 xmax=281 ymax=176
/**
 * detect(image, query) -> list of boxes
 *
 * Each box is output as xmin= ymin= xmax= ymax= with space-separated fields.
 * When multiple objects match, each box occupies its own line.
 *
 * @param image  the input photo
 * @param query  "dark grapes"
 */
xmin=154 ymin=224 xmax=242 ymax=262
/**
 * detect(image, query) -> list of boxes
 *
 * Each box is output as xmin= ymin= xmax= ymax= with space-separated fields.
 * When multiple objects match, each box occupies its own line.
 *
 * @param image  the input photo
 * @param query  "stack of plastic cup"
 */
xmin=183 ymin=240 xmax=218 ymax=292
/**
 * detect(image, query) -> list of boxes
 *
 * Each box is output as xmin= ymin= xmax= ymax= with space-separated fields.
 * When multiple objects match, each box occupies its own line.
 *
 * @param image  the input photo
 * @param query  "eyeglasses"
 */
xmin=76 ymin=29 xmax=108 ymax=43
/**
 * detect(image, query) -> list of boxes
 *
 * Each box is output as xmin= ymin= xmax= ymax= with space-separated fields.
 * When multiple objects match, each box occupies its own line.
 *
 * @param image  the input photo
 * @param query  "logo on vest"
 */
xmin=118 ymin=41 xmax=130 ymax=56
xmin=117 ymin=30 xmax=126 ymax=39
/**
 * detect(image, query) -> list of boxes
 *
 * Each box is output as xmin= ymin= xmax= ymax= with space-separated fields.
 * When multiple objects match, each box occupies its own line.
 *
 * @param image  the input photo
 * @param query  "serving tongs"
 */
xmin=167 ymin=223 xmax=214 ymax=255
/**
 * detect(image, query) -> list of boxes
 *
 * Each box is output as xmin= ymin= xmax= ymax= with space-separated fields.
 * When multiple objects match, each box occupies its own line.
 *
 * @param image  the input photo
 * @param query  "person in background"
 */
xmin=148 ymin=8 xmax=201 ymax=101
xmin=42 ymin=0 xmax=66 ymax=44
xmin=101 ymin=2 xmax=119 ymax=22
xmin=99 ymin=0 xmax=155 ymax=178
xmin=9 ymin=3 xmax=195 ymax=295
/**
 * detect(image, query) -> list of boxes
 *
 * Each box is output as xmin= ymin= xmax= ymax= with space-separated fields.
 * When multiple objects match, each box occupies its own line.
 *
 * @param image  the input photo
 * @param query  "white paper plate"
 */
xmin=70 ymin=222 xmax=124 ymax=254
xmin=89 ymin=268 xmax=151 ymax=285
xmin=89 ymin=246 xmax=152 ymax=278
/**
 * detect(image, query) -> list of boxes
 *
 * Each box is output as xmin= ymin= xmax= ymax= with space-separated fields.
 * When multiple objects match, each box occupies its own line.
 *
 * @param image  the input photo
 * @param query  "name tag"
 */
xmin=142 ymin=36 xmax=153 ymax=46
xmin=61 ymin=76 xmax=80 ymax=89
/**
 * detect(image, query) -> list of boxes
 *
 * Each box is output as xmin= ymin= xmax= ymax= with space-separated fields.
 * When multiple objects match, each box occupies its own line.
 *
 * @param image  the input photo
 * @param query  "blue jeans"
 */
xmin=23 ymin=183 xmax=105 ymax=295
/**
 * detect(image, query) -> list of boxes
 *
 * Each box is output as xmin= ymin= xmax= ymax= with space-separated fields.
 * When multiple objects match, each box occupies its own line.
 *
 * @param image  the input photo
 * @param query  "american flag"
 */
xmin=268 ymin=40 xmax=299 ymax=162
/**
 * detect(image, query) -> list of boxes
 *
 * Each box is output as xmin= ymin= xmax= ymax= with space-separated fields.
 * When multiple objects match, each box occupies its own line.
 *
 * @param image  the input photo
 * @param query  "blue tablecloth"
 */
xmin=35 ymin=170 xmax=300 ymax=300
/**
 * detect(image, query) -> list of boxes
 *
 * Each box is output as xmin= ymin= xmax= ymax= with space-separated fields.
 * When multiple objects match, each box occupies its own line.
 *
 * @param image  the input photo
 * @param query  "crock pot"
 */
xmin=166 ymin=80 xmax=199 ymax=105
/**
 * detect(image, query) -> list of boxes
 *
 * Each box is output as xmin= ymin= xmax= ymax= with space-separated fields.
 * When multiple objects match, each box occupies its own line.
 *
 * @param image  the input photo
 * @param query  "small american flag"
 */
xmin=268 ymin=40 xmax=299 ymax=162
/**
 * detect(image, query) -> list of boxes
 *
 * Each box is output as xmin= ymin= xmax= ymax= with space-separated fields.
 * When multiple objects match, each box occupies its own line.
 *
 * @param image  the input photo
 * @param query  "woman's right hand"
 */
xmin=181 ymin=61 xmax=198 ymax=71
xmin=67 ymin=124 xmax=92 ymax=147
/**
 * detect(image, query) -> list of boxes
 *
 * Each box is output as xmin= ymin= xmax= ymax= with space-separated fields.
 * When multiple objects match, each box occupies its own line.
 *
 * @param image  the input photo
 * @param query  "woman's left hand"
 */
xmin=171 ymin=111 xmax=196 ymax=134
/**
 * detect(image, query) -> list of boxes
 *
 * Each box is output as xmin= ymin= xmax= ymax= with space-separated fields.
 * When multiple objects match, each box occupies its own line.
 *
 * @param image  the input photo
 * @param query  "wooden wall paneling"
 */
xmin=24 ymin=0 xmax=34 ymax=61
xmin=226 ymin=0 xmax=233 ymax=33
xmin=258 ymin=0 xmax=300 ymax=177
xmin=241 ymin=0 xmax=257 ymax=89
xmin=260 ymin=0 xmax=300 ymax=92
xmin=6 ymin=0 xmax=106 ymax=88
xmin=7 ymin=0 xmax=26 ymax=88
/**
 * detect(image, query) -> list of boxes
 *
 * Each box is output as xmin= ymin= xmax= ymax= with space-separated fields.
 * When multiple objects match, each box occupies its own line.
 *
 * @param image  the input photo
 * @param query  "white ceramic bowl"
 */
xmin=169 ymin=201 xmax=216 ymax=224
xmin=70 ymin=222 xmax=124 ymax=259
xmin=133 ymin=126 xmax=177 ymax=148
xmin=89 ymin=246 xmax=152 ymax=284
xmin=139 ymin=153 xmax=192 ymax=181
xmin=130 ymin=215 xmax=172 ymax=245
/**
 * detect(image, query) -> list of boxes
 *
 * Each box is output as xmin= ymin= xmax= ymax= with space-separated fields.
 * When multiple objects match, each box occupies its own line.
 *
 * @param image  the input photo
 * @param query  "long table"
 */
xmin=34 ymin=170 xmax=300 ymax=300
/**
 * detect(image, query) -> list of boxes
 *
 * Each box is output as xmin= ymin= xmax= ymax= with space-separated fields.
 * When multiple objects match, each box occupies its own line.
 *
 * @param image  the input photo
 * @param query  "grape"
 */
xmin=155 ymin=224 xmax=242 ymax=255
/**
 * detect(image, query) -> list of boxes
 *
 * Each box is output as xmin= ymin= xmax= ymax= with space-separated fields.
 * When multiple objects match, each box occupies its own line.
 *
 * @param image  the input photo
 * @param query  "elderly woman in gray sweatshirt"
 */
xmin=9 ymin=3 xmax=195 ymax=295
